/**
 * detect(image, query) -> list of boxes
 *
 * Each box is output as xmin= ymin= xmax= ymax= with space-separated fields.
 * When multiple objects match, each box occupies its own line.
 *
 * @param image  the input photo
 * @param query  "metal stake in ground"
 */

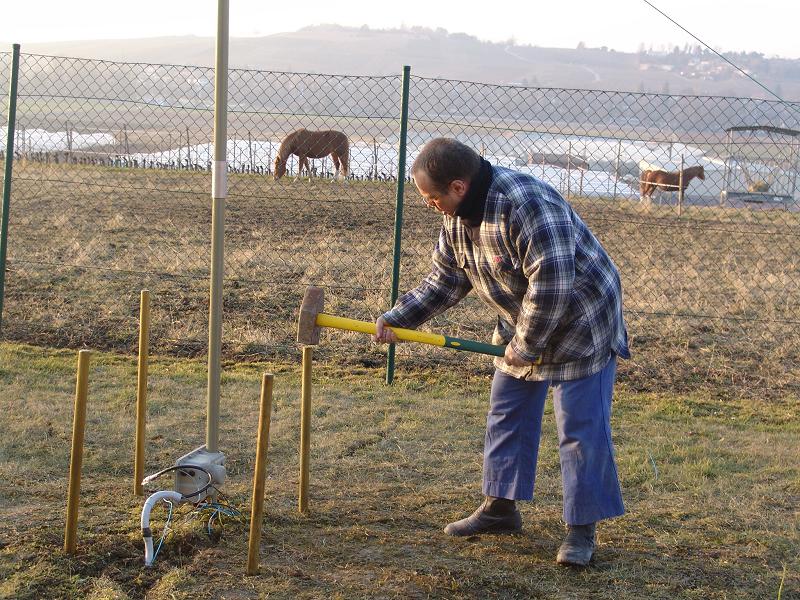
xmin=296 ymin=286 xmax=539 ymax=362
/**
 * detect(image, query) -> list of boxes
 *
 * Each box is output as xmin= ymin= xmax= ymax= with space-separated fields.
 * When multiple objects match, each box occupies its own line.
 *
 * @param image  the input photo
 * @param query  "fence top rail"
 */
xmin=411 ymin=73 xmax=800 ymax=106
xmin=15 ymin=51 xmax=400 ymax=81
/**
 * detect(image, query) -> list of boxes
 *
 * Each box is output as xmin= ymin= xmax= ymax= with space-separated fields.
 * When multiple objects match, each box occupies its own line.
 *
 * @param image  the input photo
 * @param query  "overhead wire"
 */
xmin=640 ymin=0 xmax=800 ymax=116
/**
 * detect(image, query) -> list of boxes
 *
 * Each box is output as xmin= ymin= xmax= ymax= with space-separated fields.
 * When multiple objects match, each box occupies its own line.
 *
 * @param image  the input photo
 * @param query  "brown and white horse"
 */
xmin=640 ymin=165 xmax=705 ymax=201
xmin=273 ymin=129 xmax=350 ymax=180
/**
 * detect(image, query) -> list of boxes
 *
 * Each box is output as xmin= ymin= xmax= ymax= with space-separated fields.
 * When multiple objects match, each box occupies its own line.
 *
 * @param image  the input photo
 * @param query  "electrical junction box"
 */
xmin=174 ymin=445 xmax=226 ymax=501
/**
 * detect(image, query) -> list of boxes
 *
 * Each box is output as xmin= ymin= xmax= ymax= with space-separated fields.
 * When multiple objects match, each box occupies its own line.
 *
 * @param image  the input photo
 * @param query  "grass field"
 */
xmin=3 ymin=161 xmax=800 ymax=403
xmin=0 ymin=342 xmax=797 ymax=599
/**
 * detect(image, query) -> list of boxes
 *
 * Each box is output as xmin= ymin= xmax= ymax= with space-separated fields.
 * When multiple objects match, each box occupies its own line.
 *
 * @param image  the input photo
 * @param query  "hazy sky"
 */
xmin=2 ymin=0 xmax=798 ymax=59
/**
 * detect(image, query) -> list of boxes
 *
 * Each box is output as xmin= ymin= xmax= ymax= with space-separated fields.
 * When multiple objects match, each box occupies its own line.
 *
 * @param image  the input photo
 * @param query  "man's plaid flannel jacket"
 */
xmin=382 ymin=165 xmax=630 ymax=381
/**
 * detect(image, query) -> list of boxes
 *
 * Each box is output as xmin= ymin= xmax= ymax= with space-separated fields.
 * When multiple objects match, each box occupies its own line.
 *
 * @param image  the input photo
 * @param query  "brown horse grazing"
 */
xmin=273 ymin=129 xmax=350 ymax=180
xmin=640 ymin=165 xmax=705 ymax=201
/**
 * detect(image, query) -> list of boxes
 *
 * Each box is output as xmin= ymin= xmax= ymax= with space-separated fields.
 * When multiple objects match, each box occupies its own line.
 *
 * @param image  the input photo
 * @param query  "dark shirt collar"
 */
xmin=454 ymin=158 xmax=492 ymax=228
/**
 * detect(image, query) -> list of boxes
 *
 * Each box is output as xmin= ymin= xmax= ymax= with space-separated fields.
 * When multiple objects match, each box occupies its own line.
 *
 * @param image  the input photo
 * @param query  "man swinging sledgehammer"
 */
xmin=371 ymin=138 xmax=630 ymax=567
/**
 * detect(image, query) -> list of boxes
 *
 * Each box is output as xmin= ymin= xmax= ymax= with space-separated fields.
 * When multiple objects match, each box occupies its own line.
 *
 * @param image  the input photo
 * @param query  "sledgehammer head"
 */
xmin=297 ymin=286 xmax=325 ymax=345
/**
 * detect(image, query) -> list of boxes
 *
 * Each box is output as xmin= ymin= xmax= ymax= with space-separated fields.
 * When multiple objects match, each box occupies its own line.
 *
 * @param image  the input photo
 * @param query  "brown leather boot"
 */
xmin=443 ymin=496 xmax=522 ymax=536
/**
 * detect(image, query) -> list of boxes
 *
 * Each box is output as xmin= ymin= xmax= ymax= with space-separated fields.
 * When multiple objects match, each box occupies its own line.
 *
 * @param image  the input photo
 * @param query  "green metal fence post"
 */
xmin=0 ymin=44 xmax=20 ymax=336
xmin=386 ymin=65 xmax=411 ymax=385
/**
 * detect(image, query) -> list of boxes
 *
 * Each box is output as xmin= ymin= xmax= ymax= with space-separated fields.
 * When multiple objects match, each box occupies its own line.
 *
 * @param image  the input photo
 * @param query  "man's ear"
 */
xmin=450 ymin=179 xmax=468 ymax=197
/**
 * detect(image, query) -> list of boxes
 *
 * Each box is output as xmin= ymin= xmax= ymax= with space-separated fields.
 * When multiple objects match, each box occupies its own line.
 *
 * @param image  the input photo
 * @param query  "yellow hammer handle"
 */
xmin=316 ymin=313 xmax=447 ymax=347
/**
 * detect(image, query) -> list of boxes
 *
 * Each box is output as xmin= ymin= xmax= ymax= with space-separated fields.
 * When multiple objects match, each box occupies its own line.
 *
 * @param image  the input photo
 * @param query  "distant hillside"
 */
xmin=8 ymin=25 xmax=800 ymax=100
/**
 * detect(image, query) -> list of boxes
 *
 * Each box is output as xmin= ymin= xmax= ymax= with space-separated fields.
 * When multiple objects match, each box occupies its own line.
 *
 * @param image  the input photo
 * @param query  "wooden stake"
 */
xmin=134 ymin=290 xmax=150 ymax=496
xmin=298 ymin=347 xmax=312 ymax=514
xmin=64 ymin=350 xmax=90 ymax=554
xmin=247 ymin=373 xmax=274 ymax=575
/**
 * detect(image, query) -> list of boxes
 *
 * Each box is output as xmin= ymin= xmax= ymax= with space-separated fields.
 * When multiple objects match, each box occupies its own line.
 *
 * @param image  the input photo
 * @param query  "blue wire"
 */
xmin=151 ymin=500 xmax=174 ymax=563
xmin=204 ymin=503 xmax=241 ymax=536
xmin=207 ymin=509 xmax=216 ymax=536
xmin=194 ymin=501 xmax=240 ymax=537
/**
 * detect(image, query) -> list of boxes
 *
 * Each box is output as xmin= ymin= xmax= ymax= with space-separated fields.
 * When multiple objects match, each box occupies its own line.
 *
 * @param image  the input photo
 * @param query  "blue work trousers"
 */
xmin=482 ymin=355 xmax=624 ymax=525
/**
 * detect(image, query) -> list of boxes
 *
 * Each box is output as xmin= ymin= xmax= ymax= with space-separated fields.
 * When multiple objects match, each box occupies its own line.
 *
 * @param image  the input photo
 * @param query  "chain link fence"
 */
xmin=1 ymin=51 xmax=799 ymax=397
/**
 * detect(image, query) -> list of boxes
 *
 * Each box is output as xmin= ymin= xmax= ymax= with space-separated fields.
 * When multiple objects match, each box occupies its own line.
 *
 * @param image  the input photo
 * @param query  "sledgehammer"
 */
xmin=297 ymin=286 xmax=507 ymax=357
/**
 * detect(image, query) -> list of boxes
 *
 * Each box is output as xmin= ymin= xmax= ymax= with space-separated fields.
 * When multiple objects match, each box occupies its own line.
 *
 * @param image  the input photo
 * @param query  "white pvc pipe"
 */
xmin=141 ymin=490 xmax=183 ymax=567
